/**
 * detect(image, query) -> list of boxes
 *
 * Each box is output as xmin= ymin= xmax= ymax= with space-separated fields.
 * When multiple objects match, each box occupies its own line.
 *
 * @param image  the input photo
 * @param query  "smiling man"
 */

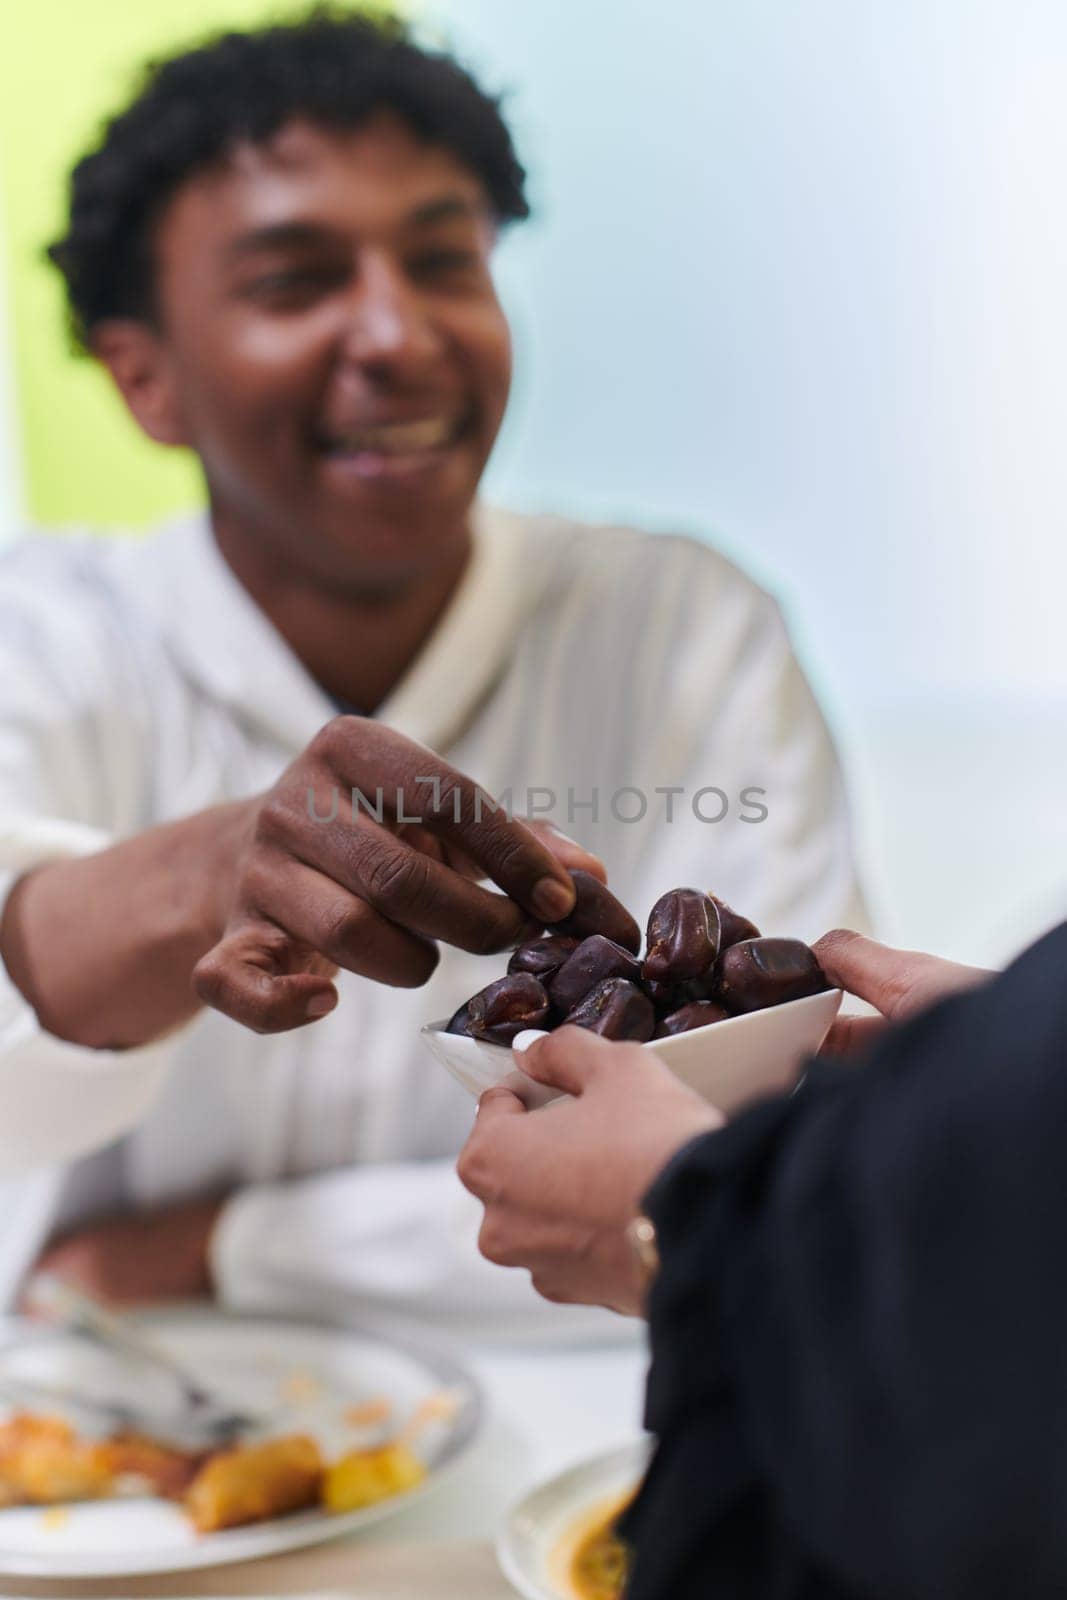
xmin=141 ymin=119 xmax=510 ymax=624
xmin=0 ymin=9 xmax=865 ymax=1333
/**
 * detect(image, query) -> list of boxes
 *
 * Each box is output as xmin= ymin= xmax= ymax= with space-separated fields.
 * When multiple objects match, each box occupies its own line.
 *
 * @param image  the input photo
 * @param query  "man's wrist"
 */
xmin=194 ymin=800 xmax=256 ymax=944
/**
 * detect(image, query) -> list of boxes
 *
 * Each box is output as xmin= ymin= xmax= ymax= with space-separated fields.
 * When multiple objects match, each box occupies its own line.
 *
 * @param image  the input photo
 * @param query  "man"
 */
xmin=459 ymin=925 xmax=1067 ymax=1594
xmin=0 ymin=10 xmax=864 ymax=1336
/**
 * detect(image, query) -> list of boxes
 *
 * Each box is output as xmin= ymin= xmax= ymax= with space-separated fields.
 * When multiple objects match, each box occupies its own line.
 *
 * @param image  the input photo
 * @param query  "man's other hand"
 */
xmin=27 ymin=1196 xmax=226 ymax=1309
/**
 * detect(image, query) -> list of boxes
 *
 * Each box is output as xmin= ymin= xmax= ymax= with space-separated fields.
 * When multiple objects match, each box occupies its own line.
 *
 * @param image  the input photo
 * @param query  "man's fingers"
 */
xmin=326 ymin=720 xmax=578 ymax=924
xmin=520 ymin=821 xmax=607 ymax=885
xmin=349 ymin=840 xmax=541 ymax=954
xmin=247 ymin=860 xmax=440 ymax=987
xmin=418 ymin=801 xmax=577 ymax=926
xmin=516 ymin=1025 xmax=621 ymax=1097
xmin=813 ymin=928 xmax=993 ymax=1021
xmin=294 ymin=813 xmax=546 ymax=957
xmin=193 ymin=923 xmax=338 ymax=1033
xmin=412 ymin=820 xmax=606 ymax=893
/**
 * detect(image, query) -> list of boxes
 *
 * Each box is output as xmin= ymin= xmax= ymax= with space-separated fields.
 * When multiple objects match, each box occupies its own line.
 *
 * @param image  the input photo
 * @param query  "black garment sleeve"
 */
xmin=621 ymin=921 xmax=1067 ymax=1600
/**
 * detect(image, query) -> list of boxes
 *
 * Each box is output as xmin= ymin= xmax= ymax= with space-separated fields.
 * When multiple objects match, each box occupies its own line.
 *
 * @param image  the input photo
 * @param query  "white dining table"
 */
xmin=9 ymin=1332 xmax=650 ymax=1599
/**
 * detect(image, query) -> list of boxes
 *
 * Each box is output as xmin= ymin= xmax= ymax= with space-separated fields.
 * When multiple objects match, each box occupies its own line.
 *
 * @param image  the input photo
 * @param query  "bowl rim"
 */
xmin=422 ymin=986 xmax=844 ymax=1055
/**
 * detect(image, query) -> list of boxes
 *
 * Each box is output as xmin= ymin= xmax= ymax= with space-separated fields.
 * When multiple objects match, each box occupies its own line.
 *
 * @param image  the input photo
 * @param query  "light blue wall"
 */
xmin=425 ymin=0 xmax=1067 ymax=961
xmin=431 ymin=0 xmax=1067 ymax=714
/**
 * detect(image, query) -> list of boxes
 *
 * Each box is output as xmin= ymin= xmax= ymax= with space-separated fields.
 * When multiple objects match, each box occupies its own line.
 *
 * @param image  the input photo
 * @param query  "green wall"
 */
xmin=0 ymin=0 xmax=404 ymax=529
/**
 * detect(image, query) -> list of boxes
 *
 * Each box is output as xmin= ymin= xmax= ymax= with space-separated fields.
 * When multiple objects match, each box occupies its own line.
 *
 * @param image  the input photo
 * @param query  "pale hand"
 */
xmin=815 ymin=928 xmax=994 ymax=1055
xmin=458 ymin=1027 xmax=721 ymax=1316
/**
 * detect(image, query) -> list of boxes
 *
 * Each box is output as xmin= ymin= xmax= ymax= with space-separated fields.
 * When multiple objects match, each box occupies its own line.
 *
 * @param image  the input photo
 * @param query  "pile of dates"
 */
xmin=447 ymin=872 xmax=828 ymax=1046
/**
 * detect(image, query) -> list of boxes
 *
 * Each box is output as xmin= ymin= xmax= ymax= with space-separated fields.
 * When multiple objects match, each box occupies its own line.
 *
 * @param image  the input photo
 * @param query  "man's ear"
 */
xmin=90 ymin=320 xmax=191 ymax=447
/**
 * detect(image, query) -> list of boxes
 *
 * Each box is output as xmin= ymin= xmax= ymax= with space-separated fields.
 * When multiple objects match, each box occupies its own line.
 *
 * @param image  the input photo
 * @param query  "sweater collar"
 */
xmin=143 ymin=502 xmax=527 ymax=754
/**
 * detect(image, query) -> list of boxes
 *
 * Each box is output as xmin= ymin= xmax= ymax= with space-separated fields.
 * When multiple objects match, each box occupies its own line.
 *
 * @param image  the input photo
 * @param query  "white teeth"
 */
xmin=327 ymin=416 xmax=458 ymax=454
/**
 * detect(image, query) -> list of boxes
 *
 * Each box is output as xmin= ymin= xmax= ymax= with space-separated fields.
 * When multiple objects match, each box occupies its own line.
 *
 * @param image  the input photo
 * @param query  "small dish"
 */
xmin=496 ymin=1438 xmax=650 ymax=1600
xmin=421 ymin=987 xmax=842 ymax=1116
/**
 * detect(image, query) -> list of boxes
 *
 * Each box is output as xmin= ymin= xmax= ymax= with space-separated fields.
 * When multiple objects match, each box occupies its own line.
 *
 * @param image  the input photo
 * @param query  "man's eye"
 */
xmin=245 ymin=268 xmax=342 ymax=304
xmin=409 ymin=249 xmax=482 ymax=283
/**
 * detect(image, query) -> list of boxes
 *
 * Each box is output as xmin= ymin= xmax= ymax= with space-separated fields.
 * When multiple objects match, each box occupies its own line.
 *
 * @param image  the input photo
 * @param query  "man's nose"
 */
xmin=339 ymin=253 xmax=441 ymax=370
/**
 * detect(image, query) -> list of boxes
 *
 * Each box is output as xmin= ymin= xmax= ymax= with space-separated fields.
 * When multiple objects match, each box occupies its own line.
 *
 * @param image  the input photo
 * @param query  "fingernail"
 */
xmin=532 ymin=875 xmax=575 ymax=922
xmin=513 ymin=1029 xmax=550 ymax=1054
xmin=306 ymin=993 xmax=336 ymax=1019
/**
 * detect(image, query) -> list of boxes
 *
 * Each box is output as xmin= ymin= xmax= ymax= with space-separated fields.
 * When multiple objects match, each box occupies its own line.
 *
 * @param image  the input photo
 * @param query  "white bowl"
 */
xmin=496 ymin=1437 xmax=651 ymax=1600
xmin=421 ymin=987 xmax=842 ymax=1117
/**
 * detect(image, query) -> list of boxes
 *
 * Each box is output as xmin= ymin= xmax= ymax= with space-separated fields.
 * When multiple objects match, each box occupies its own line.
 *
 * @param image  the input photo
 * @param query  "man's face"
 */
xmin=149 ymin=113 xmax=512 ymax=588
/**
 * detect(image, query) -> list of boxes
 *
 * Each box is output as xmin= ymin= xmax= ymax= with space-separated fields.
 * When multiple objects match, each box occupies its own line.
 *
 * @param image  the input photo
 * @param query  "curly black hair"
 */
xmin=47 ymin=5 xmax=530 ymax=351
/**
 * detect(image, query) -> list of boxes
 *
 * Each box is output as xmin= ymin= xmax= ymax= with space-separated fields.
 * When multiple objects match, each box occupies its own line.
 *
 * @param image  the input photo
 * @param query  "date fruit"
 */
xmin=441 ymin=879 xmax=828 ymax=1052
xmin=714 ymin=937 xmax=828 ymax=1013
xmin=653 ymin=1000 xmax=731 ymax=1039
xmin=507 ymin=935 xmax=581 ymax=983
xmin=550 ymin=870 xmax=642 ymax=955
xmin=709 ymin=894 xmax=761 ymax=950
xmin=645 ymin=973 xmax=719 ymax=1012
xmin=466 ymin=974 xmax=551 ymax=1045
xmin=446 ymin=1001 xmax=474 ymax=1037
xmin=547 ymin=934 xmax=643 ymax=1017
xmin=643 ymin=888 xmax=721 ymax=983
xmin=562 ymin=977 xmax=656 ymax=1042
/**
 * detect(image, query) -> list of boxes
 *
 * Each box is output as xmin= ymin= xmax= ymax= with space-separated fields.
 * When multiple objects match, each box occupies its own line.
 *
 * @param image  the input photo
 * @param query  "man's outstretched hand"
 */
xmin=1 ymin=717 xmax=602 ymax=1051
xmin=194 ymin=716 xmax=602 ymax=1033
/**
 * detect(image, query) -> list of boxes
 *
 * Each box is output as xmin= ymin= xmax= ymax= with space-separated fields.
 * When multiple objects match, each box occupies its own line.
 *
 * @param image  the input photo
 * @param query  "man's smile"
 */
xmin=312 ymin=408 xmax=473 ymax=483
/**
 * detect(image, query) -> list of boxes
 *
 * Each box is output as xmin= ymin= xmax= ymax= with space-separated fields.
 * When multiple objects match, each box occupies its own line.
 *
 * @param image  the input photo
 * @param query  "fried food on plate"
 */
xmin=0 ymin=1414 xmax=113 ymax=1506
xmin=102 ymin=1433 xmax=205 ymax=1500
xmin=322 ymin=1442 xmax=426 ymax=1514
xmin=184 ymin=1434 xmax=324 ymax=1533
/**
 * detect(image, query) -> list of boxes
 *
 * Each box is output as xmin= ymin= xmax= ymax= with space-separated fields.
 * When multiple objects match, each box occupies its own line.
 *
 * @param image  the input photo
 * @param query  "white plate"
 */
xmin=423 ymin=987 xmax=842 ymax=1117
xmin=497 ymin=1439 xmax=651 ymax=1600
xmin=0 ymin=1308 xmax=483 ymax=1579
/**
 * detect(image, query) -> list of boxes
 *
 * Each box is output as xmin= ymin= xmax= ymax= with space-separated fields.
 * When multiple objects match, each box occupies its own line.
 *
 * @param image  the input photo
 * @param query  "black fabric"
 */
xmin=621 ymin=921 xmax=1067 ymax=1599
